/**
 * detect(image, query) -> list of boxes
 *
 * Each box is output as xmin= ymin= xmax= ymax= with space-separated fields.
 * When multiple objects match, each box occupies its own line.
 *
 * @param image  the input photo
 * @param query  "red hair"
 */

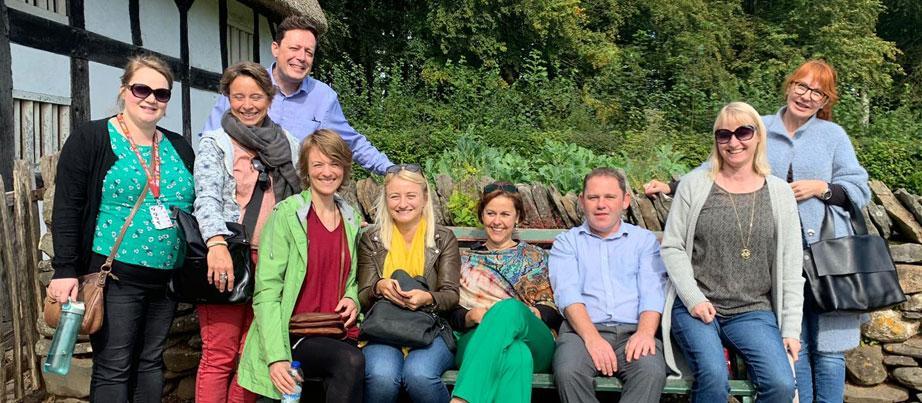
xmin=783 ymin=59 xmax=839 ymax=121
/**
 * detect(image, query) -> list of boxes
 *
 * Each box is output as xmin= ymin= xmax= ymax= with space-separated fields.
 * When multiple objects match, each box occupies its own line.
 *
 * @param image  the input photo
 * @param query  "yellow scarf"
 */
xmin=383 ymin=219 xmax=427 ymax=279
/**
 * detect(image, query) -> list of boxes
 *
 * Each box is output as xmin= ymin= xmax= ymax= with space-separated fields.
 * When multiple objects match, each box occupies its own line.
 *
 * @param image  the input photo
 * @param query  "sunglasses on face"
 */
xmin=385 ymin=163 xmax=423 ymax=175
xmin=483 ymin=182 xmax=518 ymax=194
xmin=791 ymin=81 xmax=828 ymax=103
xmin=714 ymin=125 xmax=756 ymax=144
xmin=128 ymin=83 xmax=172 ymax=103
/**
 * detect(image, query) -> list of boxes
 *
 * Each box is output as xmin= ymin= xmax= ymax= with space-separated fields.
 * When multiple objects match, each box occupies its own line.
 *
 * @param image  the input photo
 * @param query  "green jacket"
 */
xmin=237 ymin=191 xmax=361 ymax=398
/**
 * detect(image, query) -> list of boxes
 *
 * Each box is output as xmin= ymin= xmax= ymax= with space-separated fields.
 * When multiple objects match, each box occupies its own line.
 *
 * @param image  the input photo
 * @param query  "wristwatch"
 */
xmin=819 ymin=185 xmax=832 ymax=201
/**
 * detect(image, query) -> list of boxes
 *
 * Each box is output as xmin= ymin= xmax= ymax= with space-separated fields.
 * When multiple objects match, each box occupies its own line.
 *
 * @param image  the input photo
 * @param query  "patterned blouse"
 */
xmin=450 ymin=242 xmax=561 ymax=331
xmin=91 ymin=121 xmax=194 ymax=269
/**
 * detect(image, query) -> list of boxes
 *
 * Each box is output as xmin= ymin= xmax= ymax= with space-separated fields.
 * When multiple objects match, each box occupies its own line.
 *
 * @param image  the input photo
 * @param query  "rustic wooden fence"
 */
xmin=0 ymin=155 xmax=56 ymax=402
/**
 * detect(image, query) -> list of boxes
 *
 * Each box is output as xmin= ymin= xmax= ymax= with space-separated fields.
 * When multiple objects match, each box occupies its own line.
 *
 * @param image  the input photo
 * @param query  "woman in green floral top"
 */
xmin=47 ymin=55 xmax=194 ymax=403
xmin=448 ymin=182 xmax=562 ymax=403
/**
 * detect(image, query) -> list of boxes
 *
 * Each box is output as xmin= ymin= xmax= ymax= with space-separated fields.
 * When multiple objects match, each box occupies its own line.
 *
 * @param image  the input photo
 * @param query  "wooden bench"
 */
xmin=443 ymin=226 xmax=757 ymax=402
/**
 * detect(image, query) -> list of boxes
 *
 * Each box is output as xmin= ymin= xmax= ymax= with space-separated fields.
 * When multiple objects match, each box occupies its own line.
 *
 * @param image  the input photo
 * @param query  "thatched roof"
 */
xmin=252 ymin=0 xmax=328 ymax=35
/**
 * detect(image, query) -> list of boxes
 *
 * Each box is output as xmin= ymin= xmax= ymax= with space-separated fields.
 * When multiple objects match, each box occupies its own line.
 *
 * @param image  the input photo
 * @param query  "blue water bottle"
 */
xmin=281 ymin=360 xmax=303 ymax=403
xmin=43 ymin=300 xmax=85 ymax=376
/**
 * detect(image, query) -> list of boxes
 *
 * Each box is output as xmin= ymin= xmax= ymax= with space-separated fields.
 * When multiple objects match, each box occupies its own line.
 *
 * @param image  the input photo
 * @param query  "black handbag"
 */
xmin=360 ymin=270 xmax=455 ymax=350
xmin=169 ymin=208 xmax=254 ymax=304
xmin=169 ymin=158 xmax=271 ymax=304
xmin=803 ymin=201 xmax=906 ymax=313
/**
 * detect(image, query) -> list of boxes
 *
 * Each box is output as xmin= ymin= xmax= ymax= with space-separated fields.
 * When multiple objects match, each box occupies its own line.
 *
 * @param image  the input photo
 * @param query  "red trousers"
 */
xmin=195 ymin=251 xmax=258 ymax=403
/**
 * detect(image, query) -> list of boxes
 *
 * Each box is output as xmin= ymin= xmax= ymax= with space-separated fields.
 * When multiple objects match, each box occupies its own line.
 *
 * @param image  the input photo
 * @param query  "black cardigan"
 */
xmin=51 ymin=118 xmax=195 ymax=279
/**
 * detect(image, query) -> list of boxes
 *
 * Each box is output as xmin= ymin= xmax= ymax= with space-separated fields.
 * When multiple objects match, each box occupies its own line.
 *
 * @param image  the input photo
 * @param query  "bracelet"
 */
xmin=206 ymin=240 xmax=228 ymax=248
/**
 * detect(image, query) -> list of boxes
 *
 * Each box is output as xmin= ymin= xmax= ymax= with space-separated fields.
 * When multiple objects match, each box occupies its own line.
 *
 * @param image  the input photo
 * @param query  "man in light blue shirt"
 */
xmin=550 ymin=167 xmax=668 ymax=403
xmin=202 ymin=16 xmax=393 ymax=174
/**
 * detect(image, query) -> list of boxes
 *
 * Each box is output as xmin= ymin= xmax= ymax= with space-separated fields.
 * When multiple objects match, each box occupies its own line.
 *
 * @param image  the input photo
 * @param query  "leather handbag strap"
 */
xmin=242 ymin=158 xmax=270 ymax=243
xmin=99 ymin=181 xmax=150 ymax=279
xmin=817 ymin=200 xmax=870 ymax=241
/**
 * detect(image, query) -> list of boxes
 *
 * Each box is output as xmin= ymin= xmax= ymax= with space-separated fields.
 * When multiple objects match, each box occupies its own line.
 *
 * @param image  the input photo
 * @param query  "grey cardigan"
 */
xmin=659 ymin=169 xmax=805 ymax=378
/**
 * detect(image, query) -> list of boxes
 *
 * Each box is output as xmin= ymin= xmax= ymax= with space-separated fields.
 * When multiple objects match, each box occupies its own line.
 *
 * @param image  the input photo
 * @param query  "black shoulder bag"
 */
xmin=169 ymin=158 xmax=270 ymax=304
xmin=803 ymin=201 xmax=906 ymax=312
xmin=360 ymin=270 xmax=456 ymax=351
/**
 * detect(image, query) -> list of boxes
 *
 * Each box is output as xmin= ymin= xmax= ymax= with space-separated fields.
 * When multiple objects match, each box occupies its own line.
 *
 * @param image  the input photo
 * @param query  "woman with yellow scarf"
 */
xmin=357 ymin=164 xmax=461 ymax=403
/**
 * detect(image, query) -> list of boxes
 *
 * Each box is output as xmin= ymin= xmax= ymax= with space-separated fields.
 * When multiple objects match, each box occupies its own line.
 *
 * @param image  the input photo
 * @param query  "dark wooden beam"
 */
xmin=68 ymin=0 xmax=89 ymax=135
xmin=8 ymin=8 xmax=221 ymax=93
xmin=252 ymin=6 xmax=259 ymax=64
xmin=129 ymin=0 xmax=142 ymax=46
xmin=69 ymin=0 xmax=85 ymax=29
xmin=70 ymin=58 xmax=90 ymax=131
xmin=218 ymin=0 xmax=227 ymax=69
xmin=0 ymin=1 xmax=15 ymax=189
xmin=175 ymin=0 xmax=194 ymax=140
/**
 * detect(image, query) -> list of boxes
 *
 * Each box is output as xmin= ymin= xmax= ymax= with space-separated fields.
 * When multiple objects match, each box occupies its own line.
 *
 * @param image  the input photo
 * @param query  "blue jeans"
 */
xmin=671 ymin=302 xmax=795 ymax=403
xmin=363 ymin=336 xmax=454 ymax=403
xmin=794 ymin=302 xmax=846 ymax=403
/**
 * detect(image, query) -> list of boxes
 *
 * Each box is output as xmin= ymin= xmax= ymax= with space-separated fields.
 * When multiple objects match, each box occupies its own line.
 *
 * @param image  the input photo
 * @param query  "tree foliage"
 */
xmin=315 ymin=0 xmax=921 ymax=193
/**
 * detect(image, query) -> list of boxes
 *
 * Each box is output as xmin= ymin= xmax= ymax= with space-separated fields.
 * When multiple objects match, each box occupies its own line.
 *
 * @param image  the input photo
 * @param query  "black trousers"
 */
xmin=89 ymin=277 xmax=176 ymax=403
xmin=290 ymin=336 xmax=365 ymax=403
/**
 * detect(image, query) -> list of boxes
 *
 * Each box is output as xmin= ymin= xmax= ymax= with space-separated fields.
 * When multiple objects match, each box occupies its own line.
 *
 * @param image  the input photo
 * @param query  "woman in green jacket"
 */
xmin=236 ymin=129 xmax=364 ymax=402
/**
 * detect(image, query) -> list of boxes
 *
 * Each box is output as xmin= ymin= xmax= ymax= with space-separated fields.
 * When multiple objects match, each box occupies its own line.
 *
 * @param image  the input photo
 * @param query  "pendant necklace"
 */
xmin=726 ymin=189 xmax=757 ymax=260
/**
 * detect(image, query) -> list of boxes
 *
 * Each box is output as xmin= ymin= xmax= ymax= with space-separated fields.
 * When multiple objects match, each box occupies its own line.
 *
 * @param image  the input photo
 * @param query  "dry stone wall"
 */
xmin=37 ymin=175 xmax=922 ymax=402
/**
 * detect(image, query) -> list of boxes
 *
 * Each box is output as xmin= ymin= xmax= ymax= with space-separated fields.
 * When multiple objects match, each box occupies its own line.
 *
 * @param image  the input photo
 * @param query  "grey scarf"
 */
xmin=221 ymin=112 xmax=301 ymax=200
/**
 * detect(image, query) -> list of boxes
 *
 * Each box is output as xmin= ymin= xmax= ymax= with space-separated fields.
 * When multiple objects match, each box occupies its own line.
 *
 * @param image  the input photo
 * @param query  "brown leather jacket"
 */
xmin=357 ymin=224 xmax=460 ymax=313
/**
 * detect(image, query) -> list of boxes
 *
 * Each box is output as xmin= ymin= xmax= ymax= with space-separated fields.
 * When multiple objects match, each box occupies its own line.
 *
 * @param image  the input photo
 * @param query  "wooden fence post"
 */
xmin=12 ymin=160 xmax=41 ymax=390
xmin=0 ymin=175 xmax=24 ymax=399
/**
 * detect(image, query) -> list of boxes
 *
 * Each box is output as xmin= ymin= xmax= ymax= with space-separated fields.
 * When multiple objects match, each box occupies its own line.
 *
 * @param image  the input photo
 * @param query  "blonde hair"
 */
xmin=298 ymin=129 xmax=353 ymax=190
xmin=373 ymin=169 xmax=437 ymax=249
xmin=707 ymin=102 xmax=772 ymax=178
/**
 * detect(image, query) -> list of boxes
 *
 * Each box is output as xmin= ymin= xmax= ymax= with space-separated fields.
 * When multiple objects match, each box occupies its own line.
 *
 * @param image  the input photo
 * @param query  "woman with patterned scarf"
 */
xmin=448 ymin=182 xmax=563 ymax=403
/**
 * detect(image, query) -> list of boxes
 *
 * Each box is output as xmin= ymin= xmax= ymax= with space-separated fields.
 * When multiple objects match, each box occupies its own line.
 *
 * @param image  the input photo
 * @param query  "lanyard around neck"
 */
xmin=117 ymin=114 xmax=162 ymax=199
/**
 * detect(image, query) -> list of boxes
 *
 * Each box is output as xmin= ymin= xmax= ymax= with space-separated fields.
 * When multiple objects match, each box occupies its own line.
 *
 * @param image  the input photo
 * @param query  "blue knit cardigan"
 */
xmin=763 ymin=107 xmax=871 ymax=353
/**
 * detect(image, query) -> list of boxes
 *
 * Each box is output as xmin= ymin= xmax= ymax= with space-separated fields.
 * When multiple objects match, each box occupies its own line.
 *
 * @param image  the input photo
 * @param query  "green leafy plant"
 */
xmin=446 ymin=191 xmax=480 ymax=227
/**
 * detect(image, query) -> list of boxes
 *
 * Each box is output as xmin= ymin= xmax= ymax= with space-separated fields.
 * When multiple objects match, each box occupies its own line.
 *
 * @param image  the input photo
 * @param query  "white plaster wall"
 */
xmin=188 ymin=0 xmax=222 ymax=73
xmin=140 ymin=0 xmax=181 ymax=58
xmin=259 ymin=15 xmax=275 ymax=66
xmin=88 ymin=62 xmax=183 ymax=133
xmin=158 ymin=82 xmax=183 ymax=133
xmin=190 ymin=88 xmax=220 ymax=135
xmin=84 ymin=0 xmax=131 ymax=44
xmin=10 ymin=44 xmax=71 ymax=98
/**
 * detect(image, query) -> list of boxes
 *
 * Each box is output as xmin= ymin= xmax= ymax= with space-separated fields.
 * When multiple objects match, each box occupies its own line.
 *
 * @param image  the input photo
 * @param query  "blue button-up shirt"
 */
xmin=201 ymin=63 xmax=393 ymax=174
xmin=549 ymin=221 xmax=668 ymax=325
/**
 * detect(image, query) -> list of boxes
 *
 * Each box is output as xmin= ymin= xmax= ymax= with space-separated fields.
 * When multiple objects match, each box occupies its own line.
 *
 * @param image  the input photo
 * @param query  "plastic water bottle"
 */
xmin=281 ymin=360 xmax=303 ymax=403
xmin=43 ymin=300 xmax=85 ymax=376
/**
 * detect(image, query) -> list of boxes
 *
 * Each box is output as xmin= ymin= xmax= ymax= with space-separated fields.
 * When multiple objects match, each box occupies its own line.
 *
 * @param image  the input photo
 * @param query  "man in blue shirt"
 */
xmin=202 ymin=16 xmax=393 ymax=174
xmin=550 ymin=167 xmax=668 ymax=403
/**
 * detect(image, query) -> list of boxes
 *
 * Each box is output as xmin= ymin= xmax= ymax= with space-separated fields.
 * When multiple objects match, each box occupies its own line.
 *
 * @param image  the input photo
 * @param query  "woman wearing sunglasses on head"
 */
xmin=47 ymin=55 xmax=194 ymax=402
xmin=659 ymin=102 xmax=804 ymax=403
xmin=192 ymin=62 xmax=301 ymax=403
xmin=447 ymin=182 xmax=561 ymax=403
xmin=645 ymin=60 xmax=870 ymax=402
xmin=357 ymin=164 xmax=461 ymax=403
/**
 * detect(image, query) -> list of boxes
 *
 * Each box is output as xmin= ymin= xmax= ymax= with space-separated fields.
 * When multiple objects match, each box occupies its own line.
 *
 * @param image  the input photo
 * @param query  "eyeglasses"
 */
xmin=385 ymin=163 xmax=423 ymax=175
xmin=714 ymin=125 xmax=756 ymax=144
xmin=483 ymin=182 xmax=518 ymax=194
xmin=791 ymin=81 xmax=828 ymax=103
xmin=128 ymin=83 xmax=172 ymax=103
